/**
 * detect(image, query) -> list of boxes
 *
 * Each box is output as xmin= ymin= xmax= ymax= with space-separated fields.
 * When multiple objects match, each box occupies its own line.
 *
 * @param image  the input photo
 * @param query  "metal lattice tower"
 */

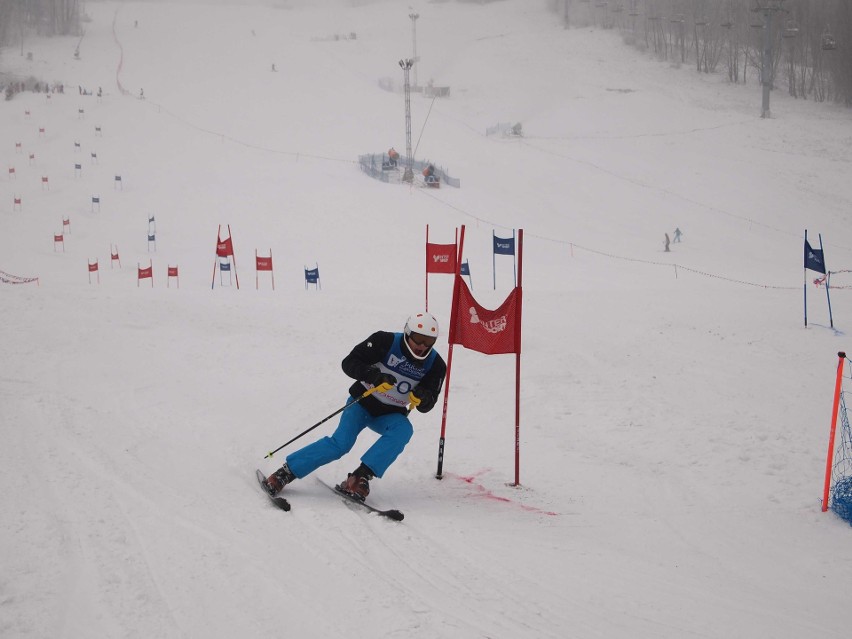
xmin=409 ymin=13 xmax=420 ymax=91
xmin=399 ymin=59 xmax=414 ymax=183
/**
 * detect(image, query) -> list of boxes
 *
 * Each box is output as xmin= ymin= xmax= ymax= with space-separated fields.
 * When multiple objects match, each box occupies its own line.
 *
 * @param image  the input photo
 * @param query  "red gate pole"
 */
xmin=436 ymin=225 xmax=466 ymax=479
xmin=822 ymin=351 xmax=846 ymax=511
xmin=425 ymin=224 xmax=430 ymax=311
xmin=513 ymin=229 xmax=524 ymax=487
xmin=211 ymin=225 xmax=221 ymax=290
xmin=229 ymin=225 xmax=240 ymax=289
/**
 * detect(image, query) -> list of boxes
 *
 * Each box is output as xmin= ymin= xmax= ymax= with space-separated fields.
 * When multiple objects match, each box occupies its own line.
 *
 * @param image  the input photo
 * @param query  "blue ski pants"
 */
xmin=285 ymin=397 xmax=413 ymax=479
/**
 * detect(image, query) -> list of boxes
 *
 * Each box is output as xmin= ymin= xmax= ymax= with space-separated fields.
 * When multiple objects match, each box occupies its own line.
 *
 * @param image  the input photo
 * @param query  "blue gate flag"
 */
xmin=305 ymin=265 xmax=321 ymax=289
xmin=493 ymin=235 xmax=515 ymax=255
xmin=805 ymin=240 xmax=826 ymax=274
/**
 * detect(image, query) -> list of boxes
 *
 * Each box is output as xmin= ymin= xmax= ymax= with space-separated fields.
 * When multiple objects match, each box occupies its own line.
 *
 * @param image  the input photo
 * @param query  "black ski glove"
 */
xmin=409 ymin=386 xmax=434 ymax=412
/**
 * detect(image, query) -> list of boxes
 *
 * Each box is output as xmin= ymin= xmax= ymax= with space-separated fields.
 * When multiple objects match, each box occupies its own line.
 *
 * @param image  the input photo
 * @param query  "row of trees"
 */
xmin=554 ymin=0 xmax=852 ymax=106
xmin=0 ymin=0 xmax=82 ymax=52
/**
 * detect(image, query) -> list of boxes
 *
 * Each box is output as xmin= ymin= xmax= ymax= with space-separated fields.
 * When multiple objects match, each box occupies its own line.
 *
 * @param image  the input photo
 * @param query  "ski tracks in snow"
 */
xmin=270 ymin=476 xmax=575 ymax=639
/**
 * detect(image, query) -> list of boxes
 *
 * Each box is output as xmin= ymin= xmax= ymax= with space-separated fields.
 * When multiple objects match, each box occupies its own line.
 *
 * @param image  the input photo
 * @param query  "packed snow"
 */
xmin=2 ymin=1 xmax=852 ymax=637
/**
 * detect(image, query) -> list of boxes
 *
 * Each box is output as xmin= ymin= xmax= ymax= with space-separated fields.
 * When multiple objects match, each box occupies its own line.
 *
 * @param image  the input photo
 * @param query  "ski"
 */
xmin=256 ymin=469 xmax=291 ymax=512
xmin=318 ymin=478 xmax=404 ymax=521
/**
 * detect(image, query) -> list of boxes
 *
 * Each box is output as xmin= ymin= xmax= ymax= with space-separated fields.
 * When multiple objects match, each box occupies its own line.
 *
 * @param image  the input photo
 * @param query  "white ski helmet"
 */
xmin=403 ymin=312 xmax=439 ymax=360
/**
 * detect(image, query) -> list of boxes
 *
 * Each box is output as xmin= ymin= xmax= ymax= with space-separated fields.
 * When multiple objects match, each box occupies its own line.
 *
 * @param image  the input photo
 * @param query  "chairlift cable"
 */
xmin=413 ymin=95 xmax=438 ymax=159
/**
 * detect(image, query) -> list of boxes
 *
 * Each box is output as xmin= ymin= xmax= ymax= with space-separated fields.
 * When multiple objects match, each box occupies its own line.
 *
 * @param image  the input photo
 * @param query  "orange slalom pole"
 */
xmin=822 ymin=351 xmax=846 ymax=512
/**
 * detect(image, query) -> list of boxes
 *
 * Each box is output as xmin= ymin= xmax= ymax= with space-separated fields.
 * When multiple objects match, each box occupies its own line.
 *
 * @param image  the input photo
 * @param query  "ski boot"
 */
xmin=263 ymin=463 xmax=296 ymax=497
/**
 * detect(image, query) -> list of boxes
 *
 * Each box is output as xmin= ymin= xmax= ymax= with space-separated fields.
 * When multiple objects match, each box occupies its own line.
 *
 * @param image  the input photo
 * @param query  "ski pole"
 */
xmin=264 ymin=387 xmax=378 ymax=459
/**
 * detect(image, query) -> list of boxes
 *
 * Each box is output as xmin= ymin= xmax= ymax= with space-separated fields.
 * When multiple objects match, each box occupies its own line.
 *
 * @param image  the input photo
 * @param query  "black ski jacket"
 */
xmin=342 ymin=330 xmax=446 ymax=417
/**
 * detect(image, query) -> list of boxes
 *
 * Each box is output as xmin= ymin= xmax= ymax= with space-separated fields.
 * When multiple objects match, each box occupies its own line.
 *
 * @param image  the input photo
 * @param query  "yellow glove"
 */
xmin=368 ymin=369 xmax=397 ymax=394
xmin=407 ymin=391 xmax=422 ymax=409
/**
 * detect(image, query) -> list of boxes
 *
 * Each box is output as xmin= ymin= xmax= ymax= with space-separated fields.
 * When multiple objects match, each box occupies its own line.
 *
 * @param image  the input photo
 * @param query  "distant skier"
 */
xmin=664 ymin=233 xmax=671 ymax=252
xmin=673 ymin=227 xmax=683 ymax=243
xmin=262 ymin=312 xmax=446 ymax=502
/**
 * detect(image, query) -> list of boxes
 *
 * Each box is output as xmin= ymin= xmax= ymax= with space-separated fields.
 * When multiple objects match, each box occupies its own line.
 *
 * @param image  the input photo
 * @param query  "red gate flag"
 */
xmin=138 ymin=261 xmax=154 ymax=288
xmin=449 ymin=275 xmax=522 ymax=355
xmin=425 ymin=225 xmax=459 ymax=311
xmin=427 ymin=243 xmax=457 ymax=274
xmin=212 ymin=225 xmax=240 ymax=289
xmin=217 ymin=235 xmax=234 ymax=257
xmin=88 ymin=259 xmax=99 ymax=284
xmin=256 ymin=250 xmax=275 ymax=290
xmin=167 ymin=265 xmax=179 ymax=288
xmin=437 ymin=226 xmax=525 ymax=485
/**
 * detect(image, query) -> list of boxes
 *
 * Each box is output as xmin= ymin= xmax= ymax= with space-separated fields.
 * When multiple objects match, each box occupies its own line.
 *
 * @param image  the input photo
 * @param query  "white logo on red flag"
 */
xmin=467 ymin=306 xmax=508 ymax=334
xmin=217 ymin=236 xmax=234 ymax=257
xmin=451 ymin=275 xmax=521 ymax=355
xmin=427 ymin=242 xmax=457 ymax=274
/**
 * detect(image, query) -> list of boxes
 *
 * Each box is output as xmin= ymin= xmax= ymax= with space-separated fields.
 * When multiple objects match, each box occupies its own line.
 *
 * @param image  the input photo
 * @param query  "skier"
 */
xmin=673 ymin=227 xmax=683 ymax=243
xmin=262 ymin=312 xmax=447 ymax=501
xmin=664 ymin=232 xmax=671 ymax=252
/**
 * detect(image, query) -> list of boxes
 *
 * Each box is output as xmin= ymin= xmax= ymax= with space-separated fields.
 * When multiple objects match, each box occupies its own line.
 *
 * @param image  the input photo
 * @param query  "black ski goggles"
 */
xmin=407 ymin=332 xmax=437 ymax=348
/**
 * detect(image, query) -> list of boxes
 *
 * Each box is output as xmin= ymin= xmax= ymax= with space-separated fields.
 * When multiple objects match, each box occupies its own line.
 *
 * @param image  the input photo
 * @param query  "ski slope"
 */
xmin=2 ymin=1 xmax=852 ymax=637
